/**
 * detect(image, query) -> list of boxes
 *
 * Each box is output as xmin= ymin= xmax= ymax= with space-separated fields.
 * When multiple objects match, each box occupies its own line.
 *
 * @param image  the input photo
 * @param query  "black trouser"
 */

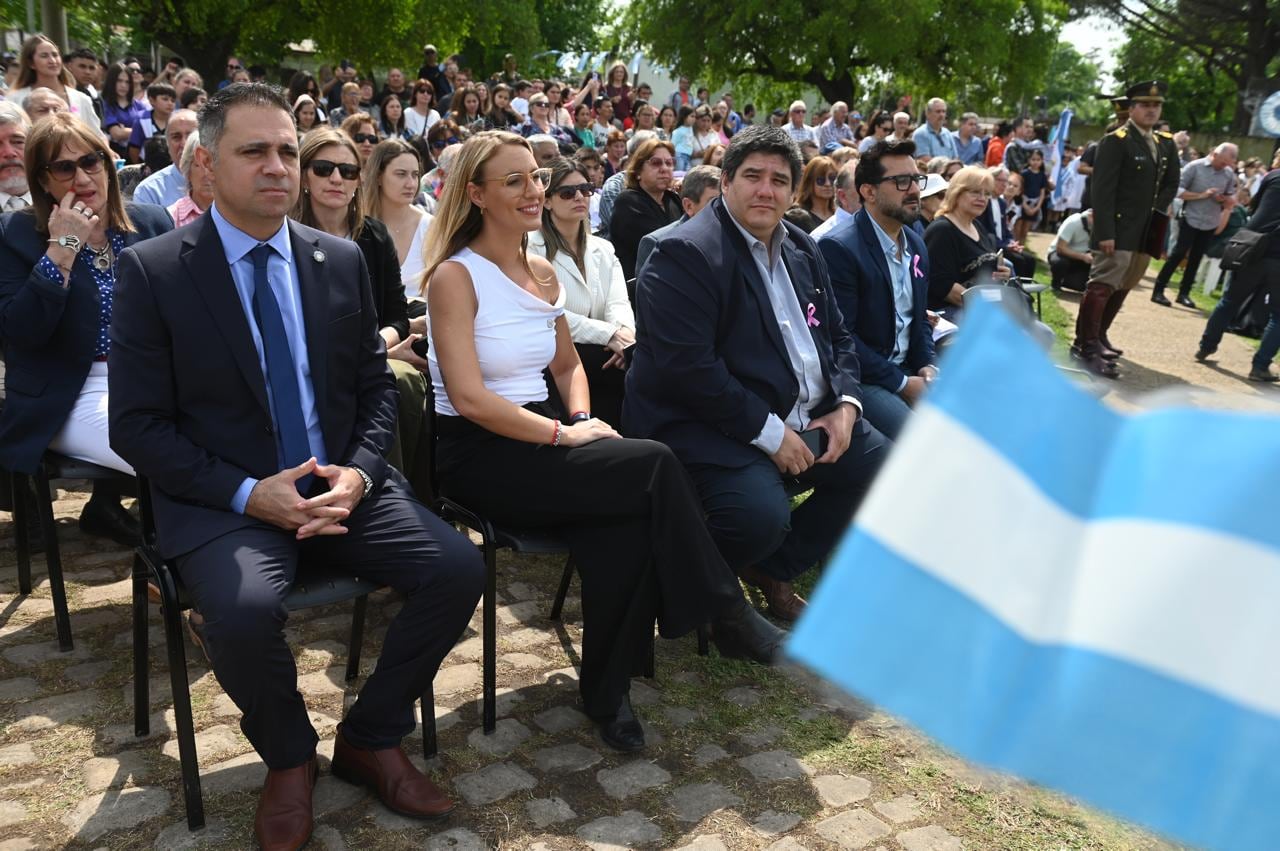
xmin=685 ymin=420 xmax=890 ymax=582
xmin=1050 ymin=254 xmax=1091 ymax=291
xmin=1152 ymin=222 xmax=1215 ymax=298
xmin=175 ymin=486 xmax=484 ymax=770
xmin=435 ymin=409 xmax=743 ymax=717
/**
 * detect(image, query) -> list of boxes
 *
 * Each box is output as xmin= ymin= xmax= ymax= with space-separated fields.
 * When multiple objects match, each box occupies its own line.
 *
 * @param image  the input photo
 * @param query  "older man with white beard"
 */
xmin=0 ymin=103 xmax=30 ymax=210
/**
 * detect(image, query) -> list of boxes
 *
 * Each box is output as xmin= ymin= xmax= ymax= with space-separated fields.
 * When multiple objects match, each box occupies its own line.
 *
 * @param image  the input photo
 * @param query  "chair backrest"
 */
xmin=963 ymin=283 xmax=1033 ymax=327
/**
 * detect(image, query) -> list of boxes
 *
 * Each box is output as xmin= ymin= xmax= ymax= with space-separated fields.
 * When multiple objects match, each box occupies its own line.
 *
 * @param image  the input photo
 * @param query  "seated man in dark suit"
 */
xmin=979 ymin=166 xmax=1037 ymax=279
xmin=818 ymin=139 xmax=937 ymax=439
xmin=625 ymin=125 xmax=889 ymax=623
xmin=108 ymin=84 xmax=484 ymax=851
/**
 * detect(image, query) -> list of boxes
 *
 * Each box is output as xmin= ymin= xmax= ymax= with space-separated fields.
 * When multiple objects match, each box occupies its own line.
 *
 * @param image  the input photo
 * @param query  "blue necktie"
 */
xmin=249 ymin=244 xmax=312 ymax=492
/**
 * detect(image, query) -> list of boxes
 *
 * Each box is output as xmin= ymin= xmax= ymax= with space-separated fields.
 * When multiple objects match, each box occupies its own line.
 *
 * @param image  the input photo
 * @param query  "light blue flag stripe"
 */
xmin=927 ymin=305 xmax=1280 ymax=553
xmin=789 ymin=529 xmax=1280 ymax=851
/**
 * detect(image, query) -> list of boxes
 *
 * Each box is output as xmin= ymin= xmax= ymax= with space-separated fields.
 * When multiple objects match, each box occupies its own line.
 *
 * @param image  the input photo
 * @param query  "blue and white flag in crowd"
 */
xmin=788 ymin=304 xmax=1280 ymax=851
xmin=1050 ymin=107 xmax=1073 ymax=205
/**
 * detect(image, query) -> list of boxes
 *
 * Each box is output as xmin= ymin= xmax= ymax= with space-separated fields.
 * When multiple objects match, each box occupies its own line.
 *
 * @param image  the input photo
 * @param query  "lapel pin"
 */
xmin=313 ymin=249 xmax=326 ymax=264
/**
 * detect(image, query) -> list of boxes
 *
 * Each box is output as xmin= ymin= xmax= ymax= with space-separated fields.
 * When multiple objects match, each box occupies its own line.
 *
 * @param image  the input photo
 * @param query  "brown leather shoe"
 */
xmin=330 ymin=726 xmax=454 ymax=819
xmin=739 ymin=565 xmax=807 ymax=622
xmin=254 ymin=756 xmax=317 ymax=851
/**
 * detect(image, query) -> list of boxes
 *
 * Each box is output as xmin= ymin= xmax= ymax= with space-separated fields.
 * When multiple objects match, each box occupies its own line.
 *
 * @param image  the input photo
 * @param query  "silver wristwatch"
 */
xmin=351 ymin=466 xmax=374 ymax=500
xmin=52 ymin=234 xmax=82 ymax=250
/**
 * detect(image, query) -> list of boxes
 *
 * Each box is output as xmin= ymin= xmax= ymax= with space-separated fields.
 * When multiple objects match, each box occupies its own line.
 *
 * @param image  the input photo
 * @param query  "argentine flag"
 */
xmin=788 ymin=304 xmax=1280 ymax=851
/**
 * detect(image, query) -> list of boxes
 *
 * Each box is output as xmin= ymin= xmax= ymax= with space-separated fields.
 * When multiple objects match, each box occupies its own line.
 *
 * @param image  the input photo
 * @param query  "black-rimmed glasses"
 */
xmin=876 ymin=173 xmax=928 ymax=191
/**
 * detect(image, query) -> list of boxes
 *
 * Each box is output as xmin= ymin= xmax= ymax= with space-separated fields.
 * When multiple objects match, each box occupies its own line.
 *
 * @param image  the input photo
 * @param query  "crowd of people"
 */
xmin=0 ymin=30 xmax=1278 ymax=851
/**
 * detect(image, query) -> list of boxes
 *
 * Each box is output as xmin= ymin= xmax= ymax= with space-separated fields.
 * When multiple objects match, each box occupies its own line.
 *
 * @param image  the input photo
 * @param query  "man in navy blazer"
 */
xmin=625 ymin=125 xmax=888 ymax=623
xmin=108 ymin=84 xmax=482 ymax=850
xmin=818 ymin=139 xmax=937 ymax=439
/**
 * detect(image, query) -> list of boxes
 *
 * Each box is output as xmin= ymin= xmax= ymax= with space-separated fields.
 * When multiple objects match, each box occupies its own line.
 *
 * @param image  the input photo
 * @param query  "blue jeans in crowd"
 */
xmin=860 ymin=383 xmax=912 ymax=440
xmin=1200 ymin=256 xmax=1280 ymax=371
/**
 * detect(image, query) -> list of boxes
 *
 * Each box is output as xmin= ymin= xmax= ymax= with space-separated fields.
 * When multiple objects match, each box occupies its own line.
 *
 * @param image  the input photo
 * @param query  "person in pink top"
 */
xmin=165 ymin=131 xmax=213 ymax=226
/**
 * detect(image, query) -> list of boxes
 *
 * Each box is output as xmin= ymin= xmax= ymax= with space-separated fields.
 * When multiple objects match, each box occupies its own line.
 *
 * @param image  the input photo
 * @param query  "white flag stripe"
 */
xmin=859 ymin=404 xmax=1280 ymax=718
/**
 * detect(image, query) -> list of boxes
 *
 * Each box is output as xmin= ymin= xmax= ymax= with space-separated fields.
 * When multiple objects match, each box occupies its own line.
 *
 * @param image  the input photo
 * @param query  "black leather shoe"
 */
xmin=595 ymin=694 xmax=645 ymax=752
xmin=78 ymin=499 xmax=141 ymax=548
xmin=1176 ymin=295 xmax=1197 ymax=309
xmin=1247 ymin=367 xmax=1280 ymax=383
xmin=1150 ymin=292 xmax=1172 ymax=306
xmin=710 ymin=597 xmax=787 ymax=665
xmin=1194 ymin=347 xmax=1215 ymax=363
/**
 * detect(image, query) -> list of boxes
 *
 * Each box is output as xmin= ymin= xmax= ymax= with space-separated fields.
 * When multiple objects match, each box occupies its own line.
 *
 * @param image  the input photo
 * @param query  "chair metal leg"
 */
xmin=645 ymin=635 xmax=655 ymax=679
xmin=12 ymin=473 xmax=31 ymax=595
xmin=158 ymin=567 xmax=205 ymax=830
xmin=421 ymin=683 xmax=437 ymax=759
xmin=132 ymin=550 xmax=151 ymax=737
xmin=34 ymin=466 xmax=72 ymax=651
xmin=697 ymin=624 xmax=709 ymax=656
xmin=345 ymin=596 xmax=367 ymax=682
xmin=549 ymin=555 xmax=575 ymax=621
xmin=482 ymin=534 xmax=497 ymax=734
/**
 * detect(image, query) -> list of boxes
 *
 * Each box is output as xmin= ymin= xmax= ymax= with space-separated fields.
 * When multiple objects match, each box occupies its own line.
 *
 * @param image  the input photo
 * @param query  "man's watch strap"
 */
xmin=351 ymin=465 xmax=374 ymax=500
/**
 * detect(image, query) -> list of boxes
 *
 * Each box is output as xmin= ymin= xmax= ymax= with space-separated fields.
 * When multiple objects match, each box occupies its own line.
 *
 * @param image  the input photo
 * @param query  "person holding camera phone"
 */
xmin=289 ymin=128 xmax=430 ymax=483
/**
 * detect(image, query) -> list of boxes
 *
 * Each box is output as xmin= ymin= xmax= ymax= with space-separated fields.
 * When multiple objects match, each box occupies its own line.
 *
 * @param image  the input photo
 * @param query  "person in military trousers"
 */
xmin=1073 ymin=81 xmax=1180 ymax=378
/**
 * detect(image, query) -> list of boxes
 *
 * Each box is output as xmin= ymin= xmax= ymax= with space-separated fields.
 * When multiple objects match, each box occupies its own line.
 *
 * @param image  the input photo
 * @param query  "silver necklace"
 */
xmin=89 ymin=243 xmax=112 ymax=272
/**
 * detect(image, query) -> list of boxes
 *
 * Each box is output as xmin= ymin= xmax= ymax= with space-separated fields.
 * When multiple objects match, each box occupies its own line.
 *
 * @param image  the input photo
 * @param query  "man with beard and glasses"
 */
xmin=0 ymin=103 xmax=30 ymax=210
xmin=818 ymin=139 xmax=936 ymax=440
xmin=626 ymin=125 xmax=888 ymax=624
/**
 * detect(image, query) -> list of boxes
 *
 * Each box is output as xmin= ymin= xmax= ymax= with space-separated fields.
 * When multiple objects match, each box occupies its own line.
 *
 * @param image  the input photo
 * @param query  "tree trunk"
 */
xmin=808 ymin=73 xmax=855 ymax=109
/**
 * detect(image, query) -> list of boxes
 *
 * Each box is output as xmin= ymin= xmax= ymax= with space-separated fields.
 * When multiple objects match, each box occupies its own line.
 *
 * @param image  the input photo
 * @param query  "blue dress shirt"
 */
xmin=210 ymin=205 xmax=328 ymax=513
xmin=131 ymin=164 xmax=188 ymax=208
xmin=911 ymin=124 xmax=958 ymax=160
xmin=867 ymin=214 xmax=916 ymax=390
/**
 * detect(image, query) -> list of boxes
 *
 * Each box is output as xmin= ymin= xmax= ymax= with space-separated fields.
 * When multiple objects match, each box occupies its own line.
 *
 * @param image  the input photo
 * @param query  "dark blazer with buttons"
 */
xmin=623 ymin=196 xmax=863 ymax=470
xmin=818 ymin=208 xmax=934 ymax=394
xmin=0 ymin=203 xmax=173 ymax=474
xmin=1090 ymin=120 xmax=1180 ymax=250
xmin=353 ymin=216 xmax=411 ymax=340
xmin=108 ymin=213 xmax=399 ymax=558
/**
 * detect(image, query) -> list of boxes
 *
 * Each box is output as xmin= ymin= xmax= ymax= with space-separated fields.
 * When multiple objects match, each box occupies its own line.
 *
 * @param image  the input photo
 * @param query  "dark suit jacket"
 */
xmin=1091 ymin=120 xmax=1180 ymax=250
xmin=978 ymin=197 xmax=1014 ymax=249
xmin=623 ymin=197 xmax=863 ymax=470
xmin=818 ymin=209 xmax=934 ymax=393
xmin=354 ymin=217 xmax=411 ymax=341
xmin=108 ymin=213 xmax=399 ymax=558
xmin=635 ymin=215 xmax=686 ymax=279
xmin=0 ymin=203 xmax=173 ymax=474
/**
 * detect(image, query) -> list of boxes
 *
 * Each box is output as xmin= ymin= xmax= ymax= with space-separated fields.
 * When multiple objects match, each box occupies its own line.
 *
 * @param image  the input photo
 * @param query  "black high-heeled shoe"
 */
xmin=596 ymin=693 xmax=645 ymax=753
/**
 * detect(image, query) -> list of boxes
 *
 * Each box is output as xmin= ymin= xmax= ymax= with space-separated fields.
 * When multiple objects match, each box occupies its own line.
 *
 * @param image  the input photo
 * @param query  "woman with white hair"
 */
xmin=166 ymin=131 xmax=213 ymax=227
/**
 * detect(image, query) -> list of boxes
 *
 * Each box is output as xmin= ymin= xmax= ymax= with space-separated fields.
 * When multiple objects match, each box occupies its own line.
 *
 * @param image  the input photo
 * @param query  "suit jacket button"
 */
xmin=264 ymin=425 xmax=274 ymax=436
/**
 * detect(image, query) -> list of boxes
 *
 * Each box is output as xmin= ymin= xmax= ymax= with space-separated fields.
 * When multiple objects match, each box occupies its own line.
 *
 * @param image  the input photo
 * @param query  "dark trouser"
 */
xmin=685 ymin=420 xmax=889 ymax=583
xmin=175 ymin=488 xmax=484 ymax=770
xmin=1200 ymin=256 xmax=1280 ymax=371
xmin=1050 ymin=254 xmax=1090 ymax=291
xmin=1152 ymin=222 xmax=1215 ymax=298
xmin=387 ymin=360 xmax=429 ymax=491
xmin=435 ymin=411 xmax=742 ymax=718
xmin=1008 ymin=249 xmax=1037 ymax=281
xmin=574 ymin=343 xmax=627 ymax=429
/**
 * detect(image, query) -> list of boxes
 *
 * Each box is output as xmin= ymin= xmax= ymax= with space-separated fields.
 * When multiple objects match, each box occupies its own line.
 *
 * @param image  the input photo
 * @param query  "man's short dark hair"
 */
xmin=165 ymin=55 xmax=185 ymax=68
xmin=146 ymin=82 xmax=176 ymax=101
xmin=680 ymin=164 xmax=721 ymax=203
xmin=854 ymin=138 xmax=917 ymax=195
xmin=199 ymin=82 xmax=292 ymax=159
xmin=721 ymin=124 xmax=802 ymax=187
xmin=67 ymin=48 xmax=98 ymax=63
xmin=514 ymin=80 xmax=531 ymax=94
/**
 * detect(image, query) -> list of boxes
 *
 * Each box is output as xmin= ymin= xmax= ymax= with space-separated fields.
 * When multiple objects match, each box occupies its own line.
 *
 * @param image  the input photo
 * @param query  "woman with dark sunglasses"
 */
xmin=527 ymin=158 xmax=634 ymax=425
xmin=0 ymin=113 xmax=172 ymax=545
xmin=339 ymin=112 xmax=378 ymax=164
xmin=784 ymin=155 xmax=837 ymax=233
xmin=290 ymin=128 xmax=430 ymax=482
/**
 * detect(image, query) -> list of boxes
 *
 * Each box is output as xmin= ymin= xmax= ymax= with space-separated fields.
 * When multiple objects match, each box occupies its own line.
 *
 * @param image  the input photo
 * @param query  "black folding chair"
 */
xmin=10 ymin=452 xmax=135 ymax=651
xmin=131 ymin=478 xmax=436 ymax=831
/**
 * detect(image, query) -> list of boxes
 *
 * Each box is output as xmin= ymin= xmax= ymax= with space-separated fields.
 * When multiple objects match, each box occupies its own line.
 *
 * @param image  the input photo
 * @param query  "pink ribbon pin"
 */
xmin=912 ymin=254 xmax=923 ymax=279
xmin=806 ymin=302 xmax=820 ymax=327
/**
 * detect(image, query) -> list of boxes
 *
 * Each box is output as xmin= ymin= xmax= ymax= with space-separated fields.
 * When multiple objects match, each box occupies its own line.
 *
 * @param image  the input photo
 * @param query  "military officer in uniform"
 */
xmin=1073 ymin=81 xmax=1180 ymax=377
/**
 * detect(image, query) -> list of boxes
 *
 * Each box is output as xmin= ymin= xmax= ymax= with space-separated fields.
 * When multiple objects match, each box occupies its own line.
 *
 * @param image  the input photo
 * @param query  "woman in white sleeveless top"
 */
xmin=425 ymin=132 xmax=784 ymax=753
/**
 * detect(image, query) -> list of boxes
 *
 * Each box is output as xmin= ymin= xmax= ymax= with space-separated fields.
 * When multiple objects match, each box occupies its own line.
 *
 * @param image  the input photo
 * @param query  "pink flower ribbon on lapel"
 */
xmin=806 ymin=302 xmax=820 ymax=327
xmin=912 ymin=254 xmax=923 ymax=279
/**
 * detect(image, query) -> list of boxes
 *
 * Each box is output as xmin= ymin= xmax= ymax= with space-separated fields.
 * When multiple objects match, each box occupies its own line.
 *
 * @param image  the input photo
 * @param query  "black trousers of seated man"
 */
xmin=435 ymin=409 xmax=744 ymax=719
xmin=175 ymin=487 xmax=484 ymax=771
xmin=685 ymin=420 xmax=890 ymax=582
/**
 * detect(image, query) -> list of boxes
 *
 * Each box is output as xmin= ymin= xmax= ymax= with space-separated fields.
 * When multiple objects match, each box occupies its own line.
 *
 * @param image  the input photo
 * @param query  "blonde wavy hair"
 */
xmin=421 ymin=130 xmax=541 ymax=295
xmin=938 ymin=165 xmax=995 ymax=217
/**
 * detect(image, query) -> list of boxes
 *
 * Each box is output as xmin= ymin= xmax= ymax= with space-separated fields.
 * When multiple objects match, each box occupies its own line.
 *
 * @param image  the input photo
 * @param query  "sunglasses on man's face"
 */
xmin=351 ymin=133 xmax=378 ymax=145
xmin=45 ymin=150 xmax=106 ymax=180
xmin=550 ymin=183 xmax=595 ymax=201
xmin=309 ymin=159 xmax=360 ymax=180
xmin=431 ymin=136 xmax=460 ymax=149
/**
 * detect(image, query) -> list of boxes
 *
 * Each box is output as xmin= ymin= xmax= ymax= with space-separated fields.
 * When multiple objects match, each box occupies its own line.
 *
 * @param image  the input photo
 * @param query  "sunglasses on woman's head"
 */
xmin=431 ymin=136 xmax=460 ymax=149
xmin=309 ymin=159 xmax=360 ymax=180
xmin=352 ymin=133 xmax=378 ymax=145
xmin=550 ymin=183 xmax=595 ymax=201
xmin=45 ymin=150 xmax=106 ymax=180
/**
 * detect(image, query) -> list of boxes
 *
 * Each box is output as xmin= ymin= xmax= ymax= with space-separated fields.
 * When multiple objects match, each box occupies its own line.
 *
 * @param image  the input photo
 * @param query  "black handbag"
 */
xmin=1221 ymin=228 xmax=1272 ymax=272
